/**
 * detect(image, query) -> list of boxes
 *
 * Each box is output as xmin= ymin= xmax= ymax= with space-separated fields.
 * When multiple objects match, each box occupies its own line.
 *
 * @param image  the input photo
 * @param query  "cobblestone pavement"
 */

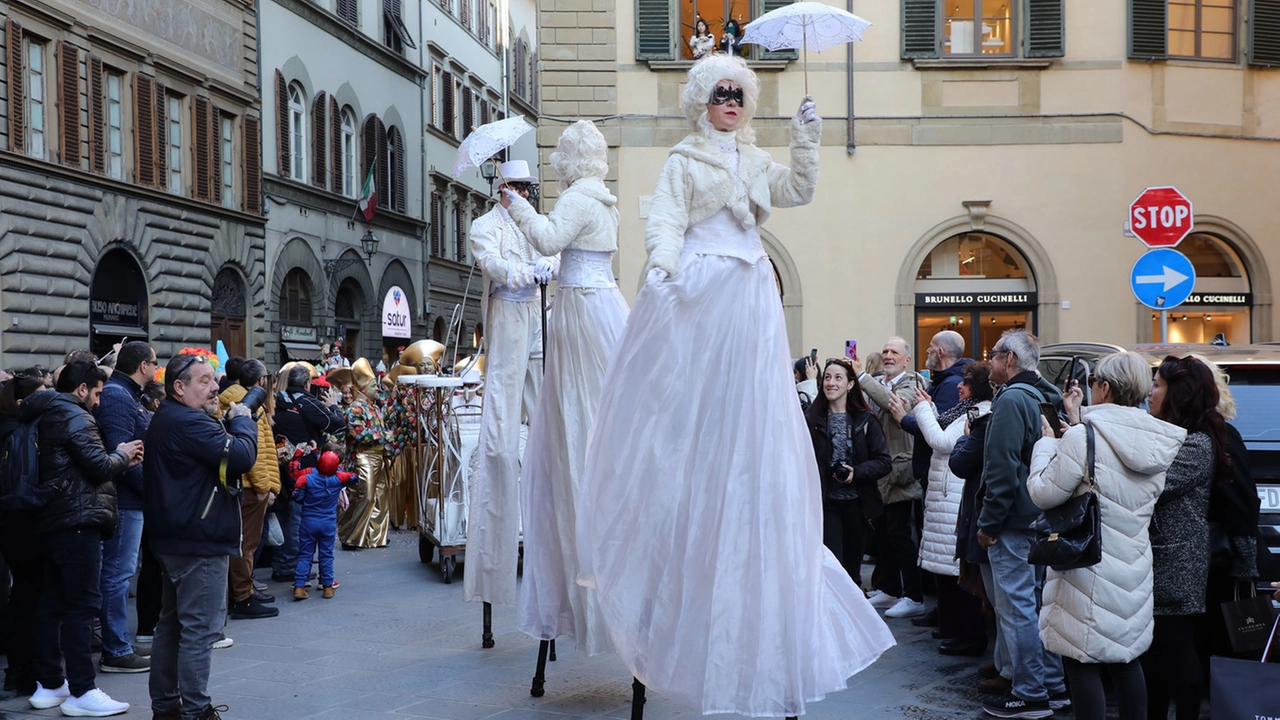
xmin=0 ymin=530 xmax=1206 ymax=719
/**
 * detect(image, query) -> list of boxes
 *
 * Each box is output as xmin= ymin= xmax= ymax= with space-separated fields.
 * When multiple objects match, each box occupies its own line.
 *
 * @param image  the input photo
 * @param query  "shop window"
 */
xmin=916 ymin=232 xmax=1031 ymax=281
xmin=1151 ymin=232 xmax=1251 ymax=344
xmin=902 ymin=0 xmax=1063 ymax=59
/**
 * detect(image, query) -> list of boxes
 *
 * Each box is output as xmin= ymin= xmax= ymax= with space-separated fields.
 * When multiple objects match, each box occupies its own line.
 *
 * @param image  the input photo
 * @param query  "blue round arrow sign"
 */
xmin=1130 ymin=248 xmax=1196 ymax=310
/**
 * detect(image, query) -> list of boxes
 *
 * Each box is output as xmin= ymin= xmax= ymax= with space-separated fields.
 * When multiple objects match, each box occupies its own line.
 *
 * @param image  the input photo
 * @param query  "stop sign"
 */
xmin=1129 ymin=186 xmax=1194 ymax=248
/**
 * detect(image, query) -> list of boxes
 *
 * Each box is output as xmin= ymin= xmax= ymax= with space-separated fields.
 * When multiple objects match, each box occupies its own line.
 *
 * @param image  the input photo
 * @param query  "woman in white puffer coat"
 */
xmin=902 ymin=361 xmax=992 ymax=657
xmin=1027 ymin=351 xmax=1187 ymax=720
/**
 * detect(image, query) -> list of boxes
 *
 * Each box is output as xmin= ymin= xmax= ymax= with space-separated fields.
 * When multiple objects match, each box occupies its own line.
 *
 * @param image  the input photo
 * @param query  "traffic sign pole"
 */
xmin=1161 ymin=310 xmax=1168 ymax=343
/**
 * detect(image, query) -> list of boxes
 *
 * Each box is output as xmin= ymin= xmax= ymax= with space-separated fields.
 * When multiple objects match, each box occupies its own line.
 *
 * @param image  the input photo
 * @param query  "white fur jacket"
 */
xmin=505 ymin=177 xmax=620 ymax=255
xmin=644 ymin=115 xmax=821 ymax=276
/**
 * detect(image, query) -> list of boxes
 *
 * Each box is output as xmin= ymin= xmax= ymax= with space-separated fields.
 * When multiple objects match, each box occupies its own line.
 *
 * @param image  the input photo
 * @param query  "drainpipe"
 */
xmin=846 ymin=0 xmax=855 ymax=154
xmin=419 ymin=8 xmax=430 ymax=328
xmin=501 ymin=0 xmax=510 ymax=116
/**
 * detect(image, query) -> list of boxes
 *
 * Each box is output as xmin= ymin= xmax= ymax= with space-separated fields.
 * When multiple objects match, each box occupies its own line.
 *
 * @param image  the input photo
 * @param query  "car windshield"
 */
xmin=1221 ymin=366 xmax=1280 ymax=481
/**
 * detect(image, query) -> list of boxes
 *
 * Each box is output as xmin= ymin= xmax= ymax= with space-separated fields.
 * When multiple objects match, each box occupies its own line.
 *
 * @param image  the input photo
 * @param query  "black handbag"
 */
xmin=1211 ymin=618 xmax=1280 ymax=719
xmin=1028 ymin=422 xmax=1102 ymax=571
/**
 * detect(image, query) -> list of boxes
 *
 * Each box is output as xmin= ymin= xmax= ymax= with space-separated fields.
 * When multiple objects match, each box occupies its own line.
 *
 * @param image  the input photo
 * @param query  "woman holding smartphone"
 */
xmin=805 ymin=357 xmax=891 ymax=586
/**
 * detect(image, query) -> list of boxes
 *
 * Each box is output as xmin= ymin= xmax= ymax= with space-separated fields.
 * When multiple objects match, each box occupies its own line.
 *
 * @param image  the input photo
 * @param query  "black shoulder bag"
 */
xmin=1028 ymin=422 xmax=1102 ymax=571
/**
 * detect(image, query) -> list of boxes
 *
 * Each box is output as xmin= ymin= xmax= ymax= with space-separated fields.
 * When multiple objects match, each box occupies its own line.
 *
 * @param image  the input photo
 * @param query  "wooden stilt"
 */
xmin=530 ymin=640 xmax=550 ymax=697
xmin=630 ymin=678 xmax=646 ymax=720
xmin=548 ymin=638 xmax=557 ymax=662
xmin=482 ymin=602 xmax=494 ymax=649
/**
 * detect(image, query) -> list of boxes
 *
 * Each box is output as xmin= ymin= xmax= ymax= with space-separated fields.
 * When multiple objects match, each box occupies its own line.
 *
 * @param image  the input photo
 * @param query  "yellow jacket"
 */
xmin=218 ymin=384 xmax=282 ymax=494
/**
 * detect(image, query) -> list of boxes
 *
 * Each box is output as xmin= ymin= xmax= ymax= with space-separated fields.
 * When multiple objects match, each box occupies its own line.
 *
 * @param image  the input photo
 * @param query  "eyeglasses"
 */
xmin=991 ymin=349 xmax=1011 ymax=358
xmin=167 ymin=354 xmax=209 ymax=383
xmin=709 ymin=86 xmax=744 ymax=107
xmin=505 ymin=182 xmax=533 ymax=194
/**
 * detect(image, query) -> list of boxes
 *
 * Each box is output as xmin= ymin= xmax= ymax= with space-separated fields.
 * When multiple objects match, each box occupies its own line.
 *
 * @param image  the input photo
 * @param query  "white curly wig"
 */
xmin=681 ymin=53 xmax=760 ymax=144
xmin=550 ymin=120 xmax=609 ymax=191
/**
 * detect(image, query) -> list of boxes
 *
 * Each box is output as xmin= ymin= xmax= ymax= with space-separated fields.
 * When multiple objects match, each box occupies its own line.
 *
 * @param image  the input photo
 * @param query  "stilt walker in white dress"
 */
xmin=465 ymin=160 xmax=559 ymax=614
xmin=577 ymin=54 xmax=895 ymax=717
xmin=502 ymin=121 xmax=630 ymax=669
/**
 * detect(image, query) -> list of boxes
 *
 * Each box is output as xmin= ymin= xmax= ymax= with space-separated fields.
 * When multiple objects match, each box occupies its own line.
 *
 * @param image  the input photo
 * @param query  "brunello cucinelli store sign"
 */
xmin=915 ymin=293 xmax=1039 ymax=307
xmin=1180 ymin=293 xmax=1252 ymax=306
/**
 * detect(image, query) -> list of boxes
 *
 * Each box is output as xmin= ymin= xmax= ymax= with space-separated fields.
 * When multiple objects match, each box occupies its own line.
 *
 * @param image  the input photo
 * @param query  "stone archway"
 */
xmin=211 ymin=266 xmax=248 ymax=358
xmin=897 ymin=213 xmax=1061 ymax=344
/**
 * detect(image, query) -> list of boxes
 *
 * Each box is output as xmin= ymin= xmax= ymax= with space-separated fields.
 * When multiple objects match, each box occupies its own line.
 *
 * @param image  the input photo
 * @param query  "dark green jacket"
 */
xmin=978 ymin=371 xmax=1064 ymax=534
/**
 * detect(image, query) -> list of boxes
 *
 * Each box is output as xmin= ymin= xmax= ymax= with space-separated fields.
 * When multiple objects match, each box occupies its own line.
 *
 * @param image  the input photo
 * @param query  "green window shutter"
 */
xmin=1128 ymin=0 xmax=1167 ymax=60
xmin=901 ymin=0 xmax=940 ymax=59
xmin=636 ymin=0 xmax=674 ymax=61
xmin=1249 ymin=0 xmax=1280 ymax=67
xmin=758 ymin=0 xmax=799 ymax=61
xmin=1023 ymin=0 xmax=1064 ymax=58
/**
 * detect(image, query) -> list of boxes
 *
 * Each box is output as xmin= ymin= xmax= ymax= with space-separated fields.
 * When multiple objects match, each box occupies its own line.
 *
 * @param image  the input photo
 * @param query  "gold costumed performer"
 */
xmin=337 ymin=358 xmax=395 ymax=548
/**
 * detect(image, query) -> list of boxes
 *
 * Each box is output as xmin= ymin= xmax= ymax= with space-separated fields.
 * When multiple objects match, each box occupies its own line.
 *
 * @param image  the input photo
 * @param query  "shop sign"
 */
xmin=1181 ymin=293 xmax=1252 ymax=307
xmin=382 ymin=285 xmax=412 ymax=338
xmin=281 ymin=325 xmax=317 ymax=342
xmin=90 ymin=298 xmax=142 ymax=325
xmin=915 ymin=292 xmax=1039 ymax=308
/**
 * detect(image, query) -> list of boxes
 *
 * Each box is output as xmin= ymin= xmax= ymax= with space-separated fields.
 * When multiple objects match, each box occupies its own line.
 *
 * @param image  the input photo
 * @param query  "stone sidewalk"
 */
xmin=0 ymin=530 xmax=1185 ymax=719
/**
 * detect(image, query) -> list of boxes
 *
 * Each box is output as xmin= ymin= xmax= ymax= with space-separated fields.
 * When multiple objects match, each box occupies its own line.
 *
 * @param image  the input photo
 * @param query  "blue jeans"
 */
xmin=150 ymin=553 xmax=228 ymax=720
xmin=987 ymin=528 xmax=1065 ymax=702
xmin=295 ymin=515 xmax=336 ymax=588
xmin=980 ymin=562 xmax=1012 ymax=680
xmin=99 ymin=508 xmax=143 ymax=657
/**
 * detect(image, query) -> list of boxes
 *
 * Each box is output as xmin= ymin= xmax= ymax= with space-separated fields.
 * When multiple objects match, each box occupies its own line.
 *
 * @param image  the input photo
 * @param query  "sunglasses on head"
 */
xmin=168 ymin=354 xmax=209 ymax=383
xmin=709 ymin=86 xmax=744 ymax=107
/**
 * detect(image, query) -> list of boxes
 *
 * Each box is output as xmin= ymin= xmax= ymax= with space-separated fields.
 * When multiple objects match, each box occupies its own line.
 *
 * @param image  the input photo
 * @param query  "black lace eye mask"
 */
xmin=709 ymin=86 xmax=744 ymax=107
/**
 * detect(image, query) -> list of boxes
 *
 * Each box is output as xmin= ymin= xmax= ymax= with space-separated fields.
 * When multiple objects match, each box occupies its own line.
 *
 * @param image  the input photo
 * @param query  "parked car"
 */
xmin=1038 ymin=342 xmax=1280 ymax=590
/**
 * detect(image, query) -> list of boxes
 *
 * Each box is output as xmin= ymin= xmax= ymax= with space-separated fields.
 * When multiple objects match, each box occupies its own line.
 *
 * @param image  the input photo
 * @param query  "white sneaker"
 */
xmin=29 ymin=680 xmax=71 ymax=709
xmin=212 ymin=634 xmax=233 ymax=649
xmin=884 ymin=597 xmax=928 ymax=619
xmin=866 ymin=590 xmax=900 ymax=609
xmin=59 ymin=688 xmax=129 ymax=717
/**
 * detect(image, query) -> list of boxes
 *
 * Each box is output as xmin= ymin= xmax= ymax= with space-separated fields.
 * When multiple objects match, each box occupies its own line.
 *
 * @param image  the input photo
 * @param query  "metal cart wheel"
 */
xmin=441 ymin=554 xmax=457 ymax=584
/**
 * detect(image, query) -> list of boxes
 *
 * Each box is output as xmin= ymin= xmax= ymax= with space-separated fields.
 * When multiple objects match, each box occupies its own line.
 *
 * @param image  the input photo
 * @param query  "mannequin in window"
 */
xmin=719 ymin=18 xmax=745 ymax=57
xmin=690 ymin=17 xmax=715 ymax=60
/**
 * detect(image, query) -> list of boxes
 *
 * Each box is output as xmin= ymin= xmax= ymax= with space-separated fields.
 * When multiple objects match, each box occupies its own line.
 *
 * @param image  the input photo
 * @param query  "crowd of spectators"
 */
xmin=0 ymin=345 xmax=352 ymax=719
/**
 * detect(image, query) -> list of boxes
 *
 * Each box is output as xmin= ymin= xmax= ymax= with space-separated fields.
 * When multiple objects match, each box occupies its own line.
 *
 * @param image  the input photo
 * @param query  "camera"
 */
xmin=831 ymin=465 xmax=852 ymax=483
xmin=240 ymin=386 xmax=268 ymax=418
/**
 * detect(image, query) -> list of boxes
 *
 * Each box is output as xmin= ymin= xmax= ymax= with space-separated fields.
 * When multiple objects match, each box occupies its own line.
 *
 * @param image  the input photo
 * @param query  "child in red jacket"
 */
xmin=288 ymin=449 xmax=357 ymax=599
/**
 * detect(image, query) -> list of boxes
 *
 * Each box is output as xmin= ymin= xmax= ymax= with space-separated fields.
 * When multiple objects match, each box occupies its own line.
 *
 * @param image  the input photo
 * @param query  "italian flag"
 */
xmin=358 ymin=166 xmax=376 ymax=222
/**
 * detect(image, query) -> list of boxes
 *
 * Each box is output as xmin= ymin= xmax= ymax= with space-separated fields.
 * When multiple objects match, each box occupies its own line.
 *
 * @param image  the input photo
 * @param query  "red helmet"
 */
xmin=317 ymin=451 xmax=341 ymax=476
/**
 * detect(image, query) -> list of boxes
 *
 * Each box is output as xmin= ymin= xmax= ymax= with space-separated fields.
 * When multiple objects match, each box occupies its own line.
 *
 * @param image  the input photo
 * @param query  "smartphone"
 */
xmin=845 ymin=339 xmax=857 ymax=362
xmin=1039 ymin=402 xmax=1064 ymax=438
xmin=1065 ymin=356 xmax=1082 ymax=394
xmin=966 ymin=407 xmax=979 ymax=425
xmin=810 ymin=347 xmax=818 ymax=364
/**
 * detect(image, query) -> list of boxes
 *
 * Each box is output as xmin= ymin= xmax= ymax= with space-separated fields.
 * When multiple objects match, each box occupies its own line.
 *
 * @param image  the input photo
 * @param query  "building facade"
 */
xmin=0 ymin=0 xmax=265 ymax=369
xmin=539 ymin=0 xmax=1280 ymax=367
xmin=261 ymin=0 xmax=539 ymax=370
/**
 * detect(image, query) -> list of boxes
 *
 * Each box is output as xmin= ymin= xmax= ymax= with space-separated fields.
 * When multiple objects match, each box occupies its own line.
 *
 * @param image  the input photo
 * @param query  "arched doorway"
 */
xmin=334 ymin=279 xmax=364 ymax=362
xmin=279 ymin=267 xmax=321 ymax=362
xmin=211 ymin=267 xmax=247 ymax=358
xmin=758 ymin=229 xmax=804 ymax=357
xmin=90 ymin=248 xmax=149 ymax=358
xmin=912 ymin=231 xmax=1039 ymax=366
xmin=432 ymin=316 xmax=447 ymax=343
xmin=1151 ymin=233 xmax=1253 ymax=344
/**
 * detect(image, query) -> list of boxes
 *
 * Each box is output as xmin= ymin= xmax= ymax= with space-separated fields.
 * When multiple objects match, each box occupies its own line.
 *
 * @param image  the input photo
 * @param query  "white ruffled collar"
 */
xmin=705 ymin=128 xmax=739 ymax=155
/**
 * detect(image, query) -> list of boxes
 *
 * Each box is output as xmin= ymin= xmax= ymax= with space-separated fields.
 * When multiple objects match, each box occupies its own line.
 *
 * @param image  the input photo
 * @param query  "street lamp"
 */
xmin=324 ymin=230 xmax=379 ymax=276
xmin=481 ymin=160 xmax=497 ymax=194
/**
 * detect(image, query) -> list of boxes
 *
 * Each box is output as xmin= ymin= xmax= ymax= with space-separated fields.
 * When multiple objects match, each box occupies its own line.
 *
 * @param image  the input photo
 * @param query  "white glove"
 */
xmin=797 ymin=95 xmax=819 ymax=124
xmin=507 ymin=263 xmax=536 ymax=290
xmin=502 ymin=188 xmax=523 ymax=206
xmin=533 ymin=257 xmax=557 ymax=284
xmin=645 ymin=268 xmax=669 ymax=287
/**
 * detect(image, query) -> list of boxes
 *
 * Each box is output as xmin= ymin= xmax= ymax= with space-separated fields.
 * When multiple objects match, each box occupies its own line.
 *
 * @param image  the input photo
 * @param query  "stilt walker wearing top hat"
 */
xmin=464 ymin=160 xmax=559 ymax=614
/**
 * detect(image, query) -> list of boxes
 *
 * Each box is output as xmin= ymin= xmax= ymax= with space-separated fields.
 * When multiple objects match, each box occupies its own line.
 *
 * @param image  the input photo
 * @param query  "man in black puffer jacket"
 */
xmin=23 ymin=360 xmax=143 ymax=716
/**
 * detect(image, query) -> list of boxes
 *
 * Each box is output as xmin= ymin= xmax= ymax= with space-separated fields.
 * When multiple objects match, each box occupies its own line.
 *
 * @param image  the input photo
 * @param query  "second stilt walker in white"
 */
xmin=465 ymin=159 xmax=558 ymax=607
xmin=502 ymin=121 xmax=630 ymax=655
xmin=577 ymin=54 xmax=895 ymax=716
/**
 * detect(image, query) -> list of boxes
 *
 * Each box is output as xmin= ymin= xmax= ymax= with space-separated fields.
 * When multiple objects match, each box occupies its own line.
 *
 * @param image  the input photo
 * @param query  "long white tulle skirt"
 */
xmin=577 ymin=250 xmax=895 ymax=717
xmin=518 ymin=285 xmax=630 ymax=655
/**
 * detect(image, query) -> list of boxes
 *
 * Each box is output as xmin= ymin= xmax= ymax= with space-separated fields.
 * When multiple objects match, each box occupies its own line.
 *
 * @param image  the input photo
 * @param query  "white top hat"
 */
xmin=497 ymin=159 xmax=538 ymax=184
